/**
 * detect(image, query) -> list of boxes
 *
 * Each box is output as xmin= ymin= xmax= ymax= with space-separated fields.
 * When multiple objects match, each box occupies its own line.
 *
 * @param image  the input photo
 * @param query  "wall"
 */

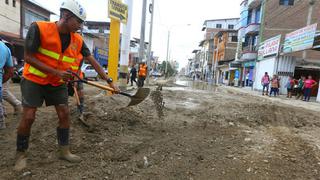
xmin=0 ymin=0 xmax=21 ymax=35
xmin=206 ymin=19 xmax=240 ymax=30
xmin=276 ymin=56 xmax=296 ymax=94
xmin=254 ymin=57 xmax=276 ymax=90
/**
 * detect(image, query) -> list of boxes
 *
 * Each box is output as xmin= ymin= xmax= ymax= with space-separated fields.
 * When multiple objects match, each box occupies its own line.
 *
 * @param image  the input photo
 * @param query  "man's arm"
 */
xmin=85 ymin=55 xmax=119 ymax=92
xmin=2 ymin=46 xmax=14 ymax=83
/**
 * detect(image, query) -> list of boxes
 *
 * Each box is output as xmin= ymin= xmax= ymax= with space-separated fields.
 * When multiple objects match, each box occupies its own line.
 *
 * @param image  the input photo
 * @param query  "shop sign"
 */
xmin=244 ymin=61 xmax=256 ymax=67
xmin=258 ymin=35 xmax=281 ymax=60
xmin=108 ymin=0 xmax=128 ymax=24
xmin=94 ymin=47 xmax=108 ymax=65
xmin=283 ymin=23 xmax=317 ymax=53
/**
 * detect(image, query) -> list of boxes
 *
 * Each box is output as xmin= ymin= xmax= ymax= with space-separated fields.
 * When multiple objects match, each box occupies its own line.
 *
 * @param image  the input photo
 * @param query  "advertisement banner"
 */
xmin=94 ymin=47 xmax=108 ymax=66
xmin=283 ymin=23 xmax=317 ymax=53
xmin=258 ymin=35 xmax=281 ymax=60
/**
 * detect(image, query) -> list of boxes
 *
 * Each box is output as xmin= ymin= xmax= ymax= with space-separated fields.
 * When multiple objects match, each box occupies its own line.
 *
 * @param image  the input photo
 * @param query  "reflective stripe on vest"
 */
xmin=70 ymin=66 xmax=79 ymax=70
xmin=38 ymin=47 xmax=76 ymax=63
xmin=29 ymin=66 xmax=47 ymax=78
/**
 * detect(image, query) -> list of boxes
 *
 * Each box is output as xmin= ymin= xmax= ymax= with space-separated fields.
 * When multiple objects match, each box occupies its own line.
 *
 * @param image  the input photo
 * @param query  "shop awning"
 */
xmin=0 ymin=31 xmax=24 ymax=46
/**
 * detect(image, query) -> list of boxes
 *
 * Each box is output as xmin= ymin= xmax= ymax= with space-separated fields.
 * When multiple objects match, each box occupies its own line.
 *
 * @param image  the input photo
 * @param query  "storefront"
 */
xmin=243 ymin=61 xmax=255 ymax=87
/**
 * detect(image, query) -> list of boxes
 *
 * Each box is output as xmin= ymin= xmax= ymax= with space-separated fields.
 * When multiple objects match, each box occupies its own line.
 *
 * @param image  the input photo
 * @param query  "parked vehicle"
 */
xmin=82 ymin=64 xmax=99 ymax=81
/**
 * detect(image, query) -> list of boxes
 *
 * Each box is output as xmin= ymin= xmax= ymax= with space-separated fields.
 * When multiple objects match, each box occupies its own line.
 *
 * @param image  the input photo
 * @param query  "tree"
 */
xmin=159 ymin=61 xmax=177 ymax=77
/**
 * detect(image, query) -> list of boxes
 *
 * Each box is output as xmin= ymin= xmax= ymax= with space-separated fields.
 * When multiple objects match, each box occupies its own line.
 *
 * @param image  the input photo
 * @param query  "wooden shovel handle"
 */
xmin=73 ymin=86 xmax=80 ymax=105
xmin=86 ymin=81 xmax=115 ymax=92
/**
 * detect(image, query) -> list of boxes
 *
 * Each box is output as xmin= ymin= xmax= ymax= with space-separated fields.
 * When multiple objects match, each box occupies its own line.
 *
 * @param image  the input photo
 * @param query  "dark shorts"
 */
xmin=21 ymin=78 xmax=68 ymax=107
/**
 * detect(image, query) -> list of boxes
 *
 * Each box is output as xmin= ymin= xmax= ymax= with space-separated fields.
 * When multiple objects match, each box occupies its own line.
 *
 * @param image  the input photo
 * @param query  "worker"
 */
xmin=14 ymin=0 xmax=119 ymax=171
xmin=0 ymin=40 xmax=14 ymax=129
xmin=138 ymin=60 xmax=148 ymax=87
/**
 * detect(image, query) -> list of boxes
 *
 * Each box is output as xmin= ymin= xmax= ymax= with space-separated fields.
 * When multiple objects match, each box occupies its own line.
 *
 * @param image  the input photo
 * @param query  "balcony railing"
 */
xmin=245 ymin=23 xmax=260 ymax=35
xmin=248 ymin=0 xmax=262 ymax=9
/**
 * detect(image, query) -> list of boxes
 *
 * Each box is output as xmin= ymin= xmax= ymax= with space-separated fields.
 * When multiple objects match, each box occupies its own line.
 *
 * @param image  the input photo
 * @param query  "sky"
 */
xmin=33 ymin=0 xmax=242 ymax=69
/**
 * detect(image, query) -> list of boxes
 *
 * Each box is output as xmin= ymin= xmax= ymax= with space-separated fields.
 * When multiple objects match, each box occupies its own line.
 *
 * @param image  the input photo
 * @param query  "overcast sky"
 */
xmin=33 ymin=0 xmax=242 ymax=69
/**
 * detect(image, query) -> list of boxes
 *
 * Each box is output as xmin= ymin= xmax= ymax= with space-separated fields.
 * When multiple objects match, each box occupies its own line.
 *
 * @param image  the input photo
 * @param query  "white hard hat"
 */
xmin=60 ymin=0 xmax=86 ymax=22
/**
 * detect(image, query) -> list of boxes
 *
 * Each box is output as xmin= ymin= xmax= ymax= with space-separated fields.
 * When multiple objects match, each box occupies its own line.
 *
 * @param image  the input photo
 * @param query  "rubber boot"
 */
xmin=14 ymin=135 xmax=29 ymax=171
xmin=57 ymin=128 xmax=81 ymax=163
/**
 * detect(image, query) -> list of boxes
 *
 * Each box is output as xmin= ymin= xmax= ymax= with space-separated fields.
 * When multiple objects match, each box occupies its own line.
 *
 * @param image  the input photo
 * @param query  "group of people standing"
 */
xmin=261 ymin=72 xmax=318 ymax=102
xmin=129 ymin=61 xmax=148 ymax=87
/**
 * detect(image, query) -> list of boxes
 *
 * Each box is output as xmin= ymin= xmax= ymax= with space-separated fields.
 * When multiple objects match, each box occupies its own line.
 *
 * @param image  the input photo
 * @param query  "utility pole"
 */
xmin=138 ymin=0 xmax=147 ymax=63
xmin=165 ymin=31 xmax=170 ymax=78
xmin=119 ymin=0 xmax=133 ymax=90
xmin=146 ymin=0 xmax=154 ymax=85
xmin=303 ymin=0 xmax=315 ymax=59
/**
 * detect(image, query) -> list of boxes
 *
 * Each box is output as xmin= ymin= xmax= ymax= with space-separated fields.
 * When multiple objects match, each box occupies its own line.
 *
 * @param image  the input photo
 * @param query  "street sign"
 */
xmin=108 ymin=0 xmax=128 ymax=24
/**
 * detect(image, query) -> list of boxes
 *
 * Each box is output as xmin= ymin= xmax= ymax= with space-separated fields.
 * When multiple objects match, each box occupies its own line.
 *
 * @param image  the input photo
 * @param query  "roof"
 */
xmin=199 ymin=40 xmax=206 ymax=47
xmin=26 ymin=0 xmax=56 ymax=15
xmin=203 ymin=18 xmax=240 ymax=25
xmin=192 ymin=49 xmax=200 ymax=53
xmin=0 ymin=31 xmax=24 ymax=46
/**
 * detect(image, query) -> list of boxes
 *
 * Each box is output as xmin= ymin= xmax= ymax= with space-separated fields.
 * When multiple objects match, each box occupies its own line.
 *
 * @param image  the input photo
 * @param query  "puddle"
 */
xmin=175 ymin=80 xmax=219 ymax=92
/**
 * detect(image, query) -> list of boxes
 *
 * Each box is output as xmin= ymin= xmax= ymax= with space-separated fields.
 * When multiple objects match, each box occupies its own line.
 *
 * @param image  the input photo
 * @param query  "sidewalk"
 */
xmin=222 ymin=85 xmax=320 ymax=112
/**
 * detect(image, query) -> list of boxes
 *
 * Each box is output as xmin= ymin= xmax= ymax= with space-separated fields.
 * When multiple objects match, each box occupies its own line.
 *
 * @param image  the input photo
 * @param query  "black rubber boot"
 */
xmin=57 ymin=128 xmax=81 ymax=163
xmin=14 ymin=135 xmax=29 ymax=171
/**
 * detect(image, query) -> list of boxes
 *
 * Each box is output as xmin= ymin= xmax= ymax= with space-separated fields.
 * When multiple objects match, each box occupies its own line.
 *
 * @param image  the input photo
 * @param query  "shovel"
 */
xmin=69 ymin=72 xmax=150 ymax=106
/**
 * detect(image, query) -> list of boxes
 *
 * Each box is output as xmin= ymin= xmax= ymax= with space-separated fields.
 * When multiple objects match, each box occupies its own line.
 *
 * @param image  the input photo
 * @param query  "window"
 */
xmin=279 ymin=0 xmax=294 ymax=5
xmin=25 ymin=10 xmax=48 ymax=27
xmin=228 ymin=33 xmax=238 ymax=42
xmin=5 ymin=0 xmax=9 ymax=5
xmin=216 ymin=24 xmax=222 ymax=28
xmin=255 ymin=6 xmax=261 ymax=23
xmin=247 ymin=10 xmax=252 ymax=25
xmin=228 ymin=25 xmax=234 ymax=29
xmin=12 ymin=0 xmax=16 ymax=7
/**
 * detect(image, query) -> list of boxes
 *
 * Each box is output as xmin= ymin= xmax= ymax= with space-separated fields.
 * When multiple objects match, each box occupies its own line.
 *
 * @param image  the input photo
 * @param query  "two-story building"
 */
xmin=200 ymin=18 xmax=239 ymax=81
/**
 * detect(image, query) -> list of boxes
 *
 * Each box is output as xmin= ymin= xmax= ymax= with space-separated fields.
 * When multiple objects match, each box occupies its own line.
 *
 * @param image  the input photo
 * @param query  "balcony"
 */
xmin=240 ymin=0 xmax=248 ymax=13
xmin=245 ymin=23 xmax=260 ymax=35
xmin=248 ymin=0 xmax=262 ymax=9
xmin=240 ymin=46 xmax=257 ymax=61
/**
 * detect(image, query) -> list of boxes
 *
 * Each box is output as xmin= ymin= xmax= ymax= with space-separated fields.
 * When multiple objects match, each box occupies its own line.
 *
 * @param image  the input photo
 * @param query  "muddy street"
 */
xmin=1 ymin=80 xmax=320 ymax=179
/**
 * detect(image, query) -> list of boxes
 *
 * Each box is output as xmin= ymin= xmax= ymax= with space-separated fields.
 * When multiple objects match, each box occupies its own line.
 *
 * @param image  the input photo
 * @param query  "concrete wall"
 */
xmin=0 ymin=0 xmax=21 ymax=35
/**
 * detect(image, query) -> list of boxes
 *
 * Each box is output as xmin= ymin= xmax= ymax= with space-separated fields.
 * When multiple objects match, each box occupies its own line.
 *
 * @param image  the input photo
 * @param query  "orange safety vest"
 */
xmin=23 ymin=21 xmax=83 ymax=86
xmin=138 ymin=64 xmax=147 ymax=77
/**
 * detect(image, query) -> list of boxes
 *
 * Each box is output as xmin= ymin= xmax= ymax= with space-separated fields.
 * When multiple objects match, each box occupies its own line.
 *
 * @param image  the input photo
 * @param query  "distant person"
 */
xmin=285 ymin=75 xmax=295 ymax=98
xmin=130 ymin=64 xmax=137 ymax=86
xmin=303 ymin=75 xmax=317 ymax=102
xmin=269 ymin=75 xmax=279 ymax=97
xmin=295 ymin=76 xmax=305 ymax=100
xmin=245 ymin=72 xmax=249 ymax=86
xmin=138 ymin=60 xmax=147 ymax=87
xmin=261 ymin=72 xmax=270 ymax=95
xmin=0 ymin=40 xmax=14 ymax=129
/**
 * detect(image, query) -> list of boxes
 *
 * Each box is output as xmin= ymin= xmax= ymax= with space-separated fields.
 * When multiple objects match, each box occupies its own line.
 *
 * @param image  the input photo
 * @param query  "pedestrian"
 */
xmin=303 ymin=75 xmax=317 ymax=102
xmin=130 ymin=64 xmax=137 ymax=86
xmin=269 ymin=75 xmax=279 ymax=97
xmin=138 ymin=60 xmax=147 ymax=87
xmin=245 ymin=72 xmax=249 ymax=86
xmin=14 ymin=0 xmax=119 ymax=171
xmin=0 ymin=40 xmax=14 ymax=129
xmin=295 ymin=75 xmax=305 ymax=100
xmin=261 ymin=72 xmax=270 ymax=95
xmin=285 ymin=75 xmax=295 ymax=98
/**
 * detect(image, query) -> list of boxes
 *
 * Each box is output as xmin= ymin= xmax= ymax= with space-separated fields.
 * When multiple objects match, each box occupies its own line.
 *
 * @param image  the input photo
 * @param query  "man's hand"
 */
xmin=109 ymin=82 xmax=120 ymax=93
xmin=55 ymin=70 xmax=72 ymax=82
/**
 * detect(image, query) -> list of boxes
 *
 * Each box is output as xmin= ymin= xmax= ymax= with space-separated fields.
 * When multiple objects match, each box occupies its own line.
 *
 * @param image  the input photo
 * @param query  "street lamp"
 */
xmin=164 ymin=24 xmax=191 ymax=78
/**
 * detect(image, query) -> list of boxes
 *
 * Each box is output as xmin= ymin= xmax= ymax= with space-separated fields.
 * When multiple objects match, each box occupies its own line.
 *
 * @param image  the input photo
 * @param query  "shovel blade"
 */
xmin=125 ymin=88 xmax=150 ymax=106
